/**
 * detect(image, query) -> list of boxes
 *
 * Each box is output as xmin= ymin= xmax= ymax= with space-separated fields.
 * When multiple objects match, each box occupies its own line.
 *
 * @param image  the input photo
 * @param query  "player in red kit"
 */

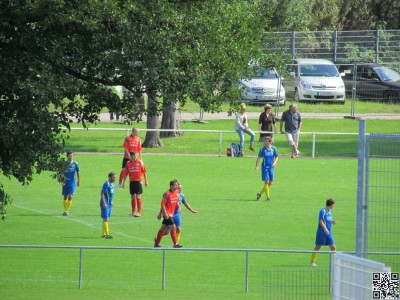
xmin=120 ymin=151 xmax=148 ymax=216
xmin=154 ymin=179 xmax=182 ymax=248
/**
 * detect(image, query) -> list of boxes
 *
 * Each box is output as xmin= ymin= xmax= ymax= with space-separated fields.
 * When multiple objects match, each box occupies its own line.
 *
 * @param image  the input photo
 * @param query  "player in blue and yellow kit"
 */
xmin=311 ymin=198 xmax=337 ymax=267
xmin=100 ymin=172 xmax=117 ymax=239
xmin=254 ymin=137 xmax=278 ymax=201
xmin=61 ymin=151 xmax=80 ymax=216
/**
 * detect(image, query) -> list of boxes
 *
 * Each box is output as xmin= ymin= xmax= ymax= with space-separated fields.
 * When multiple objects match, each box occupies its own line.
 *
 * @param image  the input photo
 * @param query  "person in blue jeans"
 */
xmin=235 ymin=103 xmax=255 ymax=157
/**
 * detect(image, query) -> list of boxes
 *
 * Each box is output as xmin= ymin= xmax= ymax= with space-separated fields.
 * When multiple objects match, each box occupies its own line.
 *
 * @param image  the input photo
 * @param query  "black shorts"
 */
xmin=162 ymin=217 xmax=175 ymax=226
xmin=122 ymin=157 xmax=129 ymax=168
xmin=129 ymin=181 xmax=143 ymax=195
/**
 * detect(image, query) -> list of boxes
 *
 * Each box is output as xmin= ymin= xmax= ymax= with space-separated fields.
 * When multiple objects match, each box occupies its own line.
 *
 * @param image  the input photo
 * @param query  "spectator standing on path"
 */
xmin=100 ymin=172 xmax=117 ymax=239
xmin=258 ymin=104 xmax=277 ymax=142
xmin=154 ymin=179 xmax=182 ymax=248
xmin=119 ymin=128 xmax=142 ymax=182
xmin=310 ymin=198 xmax=337 ymax=267
xmin=280 ymin=104 xmax=302 ymax=158
xmin=255 ymin=137 xmax=278 ymax=201
xmin=61 ymin=151 xmax=80 ymax=216
xmin=119 ymin=151 xmax=148 ymax=217
xmin=235 ymin=103 xmax=255 ymax=157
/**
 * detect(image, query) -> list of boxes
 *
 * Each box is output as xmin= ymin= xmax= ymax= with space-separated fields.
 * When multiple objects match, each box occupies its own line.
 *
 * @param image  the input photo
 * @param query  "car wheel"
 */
xmin=384 ymin=90 xmax=400 ymax=103
xmin=294 ymin=89 xmax=300 ymax=102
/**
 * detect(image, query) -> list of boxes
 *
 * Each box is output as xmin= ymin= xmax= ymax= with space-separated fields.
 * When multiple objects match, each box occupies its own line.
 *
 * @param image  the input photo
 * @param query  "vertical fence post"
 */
xmin=312 ymin=133 xmax=316 ymax=159
xmin=245 ymin=250 xmax=249 ymax=293
xmin=162 ymin=249 xmax=166 ymax=290
xmin=79 ymin=247 xmax=83 ymax=289
xmin=219 ymin=131 xmax=222 ymax=157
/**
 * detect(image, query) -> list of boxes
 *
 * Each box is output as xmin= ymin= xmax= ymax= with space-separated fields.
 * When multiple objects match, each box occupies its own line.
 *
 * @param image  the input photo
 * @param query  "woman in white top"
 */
xmin=235 ymin=103 xmax=255 ymax=156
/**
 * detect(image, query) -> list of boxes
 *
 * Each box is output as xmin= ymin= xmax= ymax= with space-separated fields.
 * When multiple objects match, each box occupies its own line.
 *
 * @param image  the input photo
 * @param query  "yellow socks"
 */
xmin=102 ymin=222 xmax=109 ymax=236
xmin=63 ymin=200 xmax=68 ymax=212
xmin=264 ymin=184 xmax=270 ymax=198
xmin=311 ymin=253 xmax=317 ymax=263
xmin=176 ymin=232 xmax=181 ymax=244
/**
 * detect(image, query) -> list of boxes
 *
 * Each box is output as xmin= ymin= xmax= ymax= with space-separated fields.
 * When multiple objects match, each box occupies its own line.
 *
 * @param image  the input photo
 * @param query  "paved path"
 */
xmin=101 ymin=111 xmax=400 ymax=122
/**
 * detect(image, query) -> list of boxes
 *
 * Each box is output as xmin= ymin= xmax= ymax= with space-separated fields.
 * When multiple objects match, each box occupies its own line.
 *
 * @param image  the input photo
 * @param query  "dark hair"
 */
xmin=130 ymin=151 xmax=136 ymax=156
xmin=108 ymin=172 xmax=116 ymax=179
xmin=66 ymin=151 xmax=73 ymax=156
xmin=170 ymin=179 xmax=178 ymax=187
xmin=326 ymin=198 xmax=335 ymax=207
xmin=265 ymin=137 xmax=272 ymax=143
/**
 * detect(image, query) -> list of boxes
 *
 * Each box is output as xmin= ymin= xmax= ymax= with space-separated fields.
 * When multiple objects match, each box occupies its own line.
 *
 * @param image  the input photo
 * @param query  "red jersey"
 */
xmin=123 ymin=135 xmax=142 ymax=158
xmin=124 ymin=160 xmax=146 ymax=182
xmin=161 ymin=189 xmax=179 ymax=217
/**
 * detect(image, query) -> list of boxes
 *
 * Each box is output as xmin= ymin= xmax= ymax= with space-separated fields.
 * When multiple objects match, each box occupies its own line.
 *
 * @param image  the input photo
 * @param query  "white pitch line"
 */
xmin=12 ymin=204 xmax=152 ymax=244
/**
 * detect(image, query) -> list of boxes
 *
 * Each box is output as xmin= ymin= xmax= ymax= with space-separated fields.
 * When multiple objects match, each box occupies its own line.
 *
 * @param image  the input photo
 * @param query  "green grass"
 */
xmin=1 ymin=155 xmax=359 ymax=299
xmin=65 ymin=119 xmax=400 ymax=157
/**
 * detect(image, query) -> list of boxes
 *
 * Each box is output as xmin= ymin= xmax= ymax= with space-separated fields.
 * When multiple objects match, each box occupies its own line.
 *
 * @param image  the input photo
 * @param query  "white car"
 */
xmin=285 ymin=59 xmax=345 ymax=104
xmin=240 ymin=67 xmax=285 ymax=106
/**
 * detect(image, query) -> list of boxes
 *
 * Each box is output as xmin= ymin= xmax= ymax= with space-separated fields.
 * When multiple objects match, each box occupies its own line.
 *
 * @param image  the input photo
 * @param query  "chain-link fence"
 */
xmin=356 ymin=120 xmax=400 ymax=271
xmin=264 ymin=30 xmax=400 ymax=63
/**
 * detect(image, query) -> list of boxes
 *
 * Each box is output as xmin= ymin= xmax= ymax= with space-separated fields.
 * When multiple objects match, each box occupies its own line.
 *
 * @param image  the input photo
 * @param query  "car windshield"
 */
xmin=374 ymin=67 xmax=400 ymax=81
xmin=252 ymin=68 xmax=279 ymax=79
xmin=300 ymin=64 xmax=339 ymax=77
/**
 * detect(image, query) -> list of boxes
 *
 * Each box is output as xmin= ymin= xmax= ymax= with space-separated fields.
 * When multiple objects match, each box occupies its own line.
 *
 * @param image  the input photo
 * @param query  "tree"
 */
xmin=0 ymin=0 xmax=267 ymax=212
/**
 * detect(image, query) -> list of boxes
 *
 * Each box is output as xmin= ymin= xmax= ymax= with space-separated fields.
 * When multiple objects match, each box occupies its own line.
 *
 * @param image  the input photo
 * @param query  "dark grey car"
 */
xmin=339 ymin=64 xmax=400 ymax=102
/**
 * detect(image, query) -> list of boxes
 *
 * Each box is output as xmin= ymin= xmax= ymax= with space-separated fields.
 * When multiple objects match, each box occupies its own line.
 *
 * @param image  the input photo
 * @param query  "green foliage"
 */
xmin=0 ymin=184 xmax=12 ymax=221
xmin=0 ymin=0 xmax=268 ymax=213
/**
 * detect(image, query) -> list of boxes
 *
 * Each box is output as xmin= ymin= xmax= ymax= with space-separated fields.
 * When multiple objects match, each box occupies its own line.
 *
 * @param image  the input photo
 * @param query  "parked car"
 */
xmin=284 ymin=59 xmax=346 ymax=104
xmin=240 ymin=66 xmax=285 ymax=106
xmin=339 ymin=64 xmax=400 ymax=102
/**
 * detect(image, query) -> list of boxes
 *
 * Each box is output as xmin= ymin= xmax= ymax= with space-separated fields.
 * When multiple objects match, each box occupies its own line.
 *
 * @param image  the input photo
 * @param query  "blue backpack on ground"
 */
xmin=230 ymin=143 xmax=240 ymax=157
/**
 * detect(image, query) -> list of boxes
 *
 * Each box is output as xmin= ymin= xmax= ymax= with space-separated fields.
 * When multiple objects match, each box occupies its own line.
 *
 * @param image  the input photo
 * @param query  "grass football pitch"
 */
xmin=0 ymin=154 xmax=358 ymax=300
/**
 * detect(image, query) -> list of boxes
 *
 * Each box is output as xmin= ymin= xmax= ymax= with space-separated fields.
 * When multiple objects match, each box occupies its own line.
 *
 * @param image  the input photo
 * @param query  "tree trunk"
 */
xmin=142 ymin=94 xmax=164 ymax=148
xmin=160 ymin=99 xmax=182 ymax=138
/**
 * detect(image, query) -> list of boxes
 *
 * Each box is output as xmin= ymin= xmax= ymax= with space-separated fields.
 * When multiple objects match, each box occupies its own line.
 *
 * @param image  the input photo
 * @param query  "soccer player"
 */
xmin=154 ymin=179 xmax=182 ymax=248
xmin=158 ymin=183 xmax=199 ymax=244
xmin=311 ymin=198 xmax=337 ymax=267
xmin=100 ymin=172 xmax=116 ymax=239
xmin=119 ymin=128 xmax=142 ymax=181
xmin=61 ymin=151 xmax=80 ymax=216
xmin=119 ymin=151 xmax=148 ymax=216
xmin=254 ymin=137 xmax=278 ymax=202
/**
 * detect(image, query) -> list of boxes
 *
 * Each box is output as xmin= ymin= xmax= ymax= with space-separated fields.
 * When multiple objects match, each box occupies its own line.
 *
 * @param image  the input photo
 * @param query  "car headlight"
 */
xmin=300 ymin=81 xmax=312 ymax=89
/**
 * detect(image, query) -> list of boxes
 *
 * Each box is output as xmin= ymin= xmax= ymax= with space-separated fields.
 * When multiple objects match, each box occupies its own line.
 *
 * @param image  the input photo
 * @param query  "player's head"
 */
xmin=170 ymin=179 xmax=179 ymax=191
xmin=289 ymin=103 xmax=297 ymax=112
xmin=240 ymin=102 xmax=246 ymax=112
xmin=326 ymin=198 xmax=335 ymax=208
xmin=66 ymin=151 xmax=74 ymax=160
xmin=131 ymin=128 xmax=139 ymax=136
xmin=108 ymin=172 xmax=116 ymax=182
xmin=264 ymin=136 xmax=272 ymax=145
xmin=129 ymin=151 xmax=136 ymax=160
xmin=264 ymin=104 xmax=272 ymax=112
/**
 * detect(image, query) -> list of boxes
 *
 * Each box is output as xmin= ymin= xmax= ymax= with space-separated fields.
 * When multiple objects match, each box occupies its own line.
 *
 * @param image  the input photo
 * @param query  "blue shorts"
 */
xmin=62 ymin=184 xmax=76 ymax=196
xmin=173 ymin=213 xmax=182 ymax=227
xmin=100 ymin=202 xmax=112 ymax=219
xmin=315 ymin=233 xmax=334 ymax=246
xmin=261 ymin=167 xmax=274 ymax=182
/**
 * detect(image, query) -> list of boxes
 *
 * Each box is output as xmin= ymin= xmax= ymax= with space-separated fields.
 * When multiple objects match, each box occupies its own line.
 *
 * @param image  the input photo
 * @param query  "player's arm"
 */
xmin=160 ymin=202 xmax=168 ymax=219
xmin=298 ymin=120 xmax=302 ymax=131
xmin=100 ymin=192 xmax=107 ymax=208
xmin=157 ymin=206 xmax=163 ymax=220
xmin=271 ymin=156 xmax=278 ymax=168
xmin=76 ymin=171 xmax=80 ymax=187
xmin=183 ymin=202 xmax=199 ymax=214
xmin=255 ymin=157 xmax=261 ymax=171
xmin=319 ymin=219 xmax=329 ymax=234
xmin=119 ymin=167 xmax=128 ymax=188
xmin=143 ymin=171 xmax=148 ymax=187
